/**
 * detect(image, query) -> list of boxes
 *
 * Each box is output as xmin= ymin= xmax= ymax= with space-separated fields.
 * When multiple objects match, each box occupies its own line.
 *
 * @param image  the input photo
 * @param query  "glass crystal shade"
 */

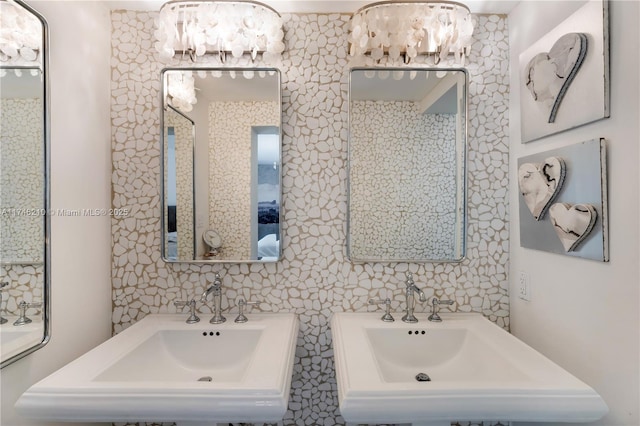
xmin=165 ymin=69 xmax=277 ymax=112
xmin=0 ymin=0 xmax=42 ymax=66
xmin=348 ymin=1 xmax=474 ymax=65
xmin=166 ymin=71 xmax=197 ymax=112
xmin=155 ymin=0 xmax=285 ymax=62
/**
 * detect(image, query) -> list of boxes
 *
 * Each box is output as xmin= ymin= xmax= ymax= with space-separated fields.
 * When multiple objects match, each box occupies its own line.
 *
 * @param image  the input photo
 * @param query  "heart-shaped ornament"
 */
xmin=549 ymin=203 xmax=597 ymax=252
xmin=518 ymin=156 xmax=566 ymax=220
xmin=525 ymin=32 xmax=588 ymax=123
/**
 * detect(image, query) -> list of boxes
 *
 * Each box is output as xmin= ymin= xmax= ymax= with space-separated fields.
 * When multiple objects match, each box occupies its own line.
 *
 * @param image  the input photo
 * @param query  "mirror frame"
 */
xmin=346 ymin=67 xmax=468 ymax=263
xmin=0 ymin=0 xmax=51 ymax=368
xmin=159 ymin=67 xmax=283 ymax=264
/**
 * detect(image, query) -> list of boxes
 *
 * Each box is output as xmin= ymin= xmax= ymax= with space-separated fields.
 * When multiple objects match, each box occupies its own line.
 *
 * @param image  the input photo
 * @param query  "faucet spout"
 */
xmin=407 ymin=283 xmax=427 ymax=303
xmin=200 ymin=273 xmax=222 ymax=301
xmin=201 ymin=272 xmax=226 ymax=324
xmin=401 ymin=272 xmax=426 ymax=323
xmin=200 ymin=286 xmax=215 ymax=302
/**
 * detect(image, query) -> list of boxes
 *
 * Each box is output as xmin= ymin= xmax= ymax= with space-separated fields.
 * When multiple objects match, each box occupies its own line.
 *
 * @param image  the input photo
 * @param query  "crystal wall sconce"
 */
xmin=155 ymin=0 xmax=285 ymax=63
xmin=348 ymin=1 xmax=474 ymax=65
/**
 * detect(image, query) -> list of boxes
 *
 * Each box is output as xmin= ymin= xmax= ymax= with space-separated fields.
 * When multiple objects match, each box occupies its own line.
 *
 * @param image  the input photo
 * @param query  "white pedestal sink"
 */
xmin=331 ymin=312 xmax=608 ymax=426
xmin=16 ymin=313 xmax=299 ymax=424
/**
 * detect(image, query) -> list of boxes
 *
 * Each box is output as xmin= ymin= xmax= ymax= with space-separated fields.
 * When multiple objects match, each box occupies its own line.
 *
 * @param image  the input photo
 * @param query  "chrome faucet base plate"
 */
xmin=401 ymin=314 xmax=418 ymax=324
xmin=13 ymin=317 xmax=33 ymax=326
xmin=381 ymin=314 xmax=395 ymax=322
xmin=428 ymin=314 xmax=443 ymax=322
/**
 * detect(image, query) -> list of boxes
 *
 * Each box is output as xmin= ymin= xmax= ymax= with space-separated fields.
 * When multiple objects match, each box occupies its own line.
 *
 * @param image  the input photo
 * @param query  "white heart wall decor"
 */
xmin=525 ymin=32 xmax=588 ymax=123
xmin=518 ymin=156 xmax=566 ymax=221
xmin=549 ymin=203 xmax=597 ymax=252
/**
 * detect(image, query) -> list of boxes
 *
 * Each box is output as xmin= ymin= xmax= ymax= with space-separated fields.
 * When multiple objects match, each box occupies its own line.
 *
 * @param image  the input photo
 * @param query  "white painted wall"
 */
xmin=0 ymin=2 xmax=113 ymax=425
xmin=508 ymin=1 xmax=639 ymax=425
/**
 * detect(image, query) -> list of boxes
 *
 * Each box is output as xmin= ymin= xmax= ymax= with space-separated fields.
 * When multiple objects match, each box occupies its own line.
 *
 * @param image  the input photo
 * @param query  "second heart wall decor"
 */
xmin=518 ymin=138 xmax=609 ymax=262
xmin=519 ymin=0 xmax=609 ymax=143
xmin=549 ymin=203 xmax=598 ymax=252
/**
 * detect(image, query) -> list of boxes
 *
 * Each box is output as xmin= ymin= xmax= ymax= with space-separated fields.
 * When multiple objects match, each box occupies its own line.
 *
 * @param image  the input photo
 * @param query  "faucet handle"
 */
xmin=174 ymin=299 xmax=200 ymax=324
xmin=13 ymin=301 xmax=42 ymax=326
xmin=235 ymin=297 xmax=259 ymax=323
xmin=369 ymin=298 xmax=394 ymax=322
xmin=428 ymin=297 xmax=454 ymax=322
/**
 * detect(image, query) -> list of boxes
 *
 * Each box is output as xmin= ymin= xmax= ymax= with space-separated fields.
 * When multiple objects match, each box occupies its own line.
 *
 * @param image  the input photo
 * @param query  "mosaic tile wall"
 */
xmin=0 ymin=263 xmax=43 ymax=317
xmin=208 ymin=101 xmax=279 ymax=260
xmin=350 ymin=101 xmax=457 ymax=260
xmin=0 ymin=98 xmax=44 ymax=262
xmin=111 ymin=11 xmax=509 ymax=425
xmin=1 ymin=98 xmax=45 ymax=317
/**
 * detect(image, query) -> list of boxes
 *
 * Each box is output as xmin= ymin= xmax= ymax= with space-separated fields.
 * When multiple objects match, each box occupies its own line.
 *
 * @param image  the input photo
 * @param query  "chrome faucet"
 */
xmin=401 ymin=272 xmax=426 ymax=323
xmin=201 ymin=272 xmax=226 ymax=324
xmin=0 ymin=282 xmax=8 ymax=324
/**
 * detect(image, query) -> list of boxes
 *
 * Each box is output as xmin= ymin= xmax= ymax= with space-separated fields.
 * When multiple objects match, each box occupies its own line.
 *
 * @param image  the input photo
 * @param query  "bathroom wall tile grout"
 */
xmin=0 ymin=98 xmax=44 ymax=312
xmin=110 ymin=11 xmax=509 ymax=425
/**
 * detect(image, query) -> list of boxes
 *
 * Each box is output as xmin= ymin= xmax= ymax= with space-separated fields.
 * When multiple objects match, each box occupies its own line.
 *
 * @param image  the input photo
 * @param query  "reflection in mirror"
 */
xmin=348 ymin=68 xmax=467 ymax=262
xmin=0 ymin=0 xmax=49 ymax=368
xmin=164 ymin=106 xmax=195 ymax=260
xmin=161 ymin=68 xmax=282 ymax=263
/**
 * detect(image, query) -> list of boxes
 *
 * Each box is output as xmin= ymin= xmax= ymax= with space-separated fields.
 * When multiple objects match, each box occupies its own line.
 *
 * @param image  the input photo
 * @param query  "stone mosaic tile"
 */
xmin=208 ymin=101 xmax=279 ymax=259
xmin=0 ymin=98 xmax=44 ymax=262
xmin=350 ymin=101 xmax=457 ymax=259
xmin=0 ymin=97 xmax=44 ymax=313
xmin=110 ymin=11 xmax=509 ymax=426
xmin=0 ymin=264 xmax=43 ymax=316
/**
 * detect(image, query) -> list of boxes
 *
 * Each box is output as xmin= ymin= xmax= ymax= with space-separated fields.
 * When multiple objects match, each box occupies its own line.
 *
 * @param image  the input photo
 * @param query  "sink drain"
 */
xmin=197 ymin=376 xmax=213 ymax=382
xmin=415 ymin=373 xmax=431 ymax=382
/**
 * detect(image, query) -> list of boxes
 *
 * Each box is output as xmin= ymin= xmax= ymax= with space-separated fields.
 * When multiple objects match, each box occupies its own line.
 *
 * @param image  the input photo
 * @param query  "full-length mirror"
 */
xmin=348 ymin=68 xmax=467 ymax=262
xmin=161 ymin=68 xmax=282 ymax=263
xmin=0 ymin=0 xmax=49 ymax=368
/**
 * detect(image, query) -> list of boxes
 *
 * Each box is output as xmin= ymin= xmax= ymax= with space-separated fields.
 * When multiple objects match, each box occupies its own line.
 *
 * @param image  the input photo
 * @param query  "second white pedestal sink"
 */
xmin=331 ymin=312 xmax=608 ymax=426
xmin=16 ymin=313 xmax=299 ymax=425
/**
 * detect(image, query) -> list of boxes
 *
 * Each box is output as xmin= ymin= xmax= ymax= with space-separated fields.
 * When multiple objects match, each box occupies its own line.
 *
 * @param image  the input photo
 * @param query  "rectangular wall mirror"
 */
xmin=348 ymin=68 xmax=467 ymax=262
xmin=161 ymin=68 xmax=282 ymax=263
xmin=0 ymin=0 xmax=50 ymax=368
